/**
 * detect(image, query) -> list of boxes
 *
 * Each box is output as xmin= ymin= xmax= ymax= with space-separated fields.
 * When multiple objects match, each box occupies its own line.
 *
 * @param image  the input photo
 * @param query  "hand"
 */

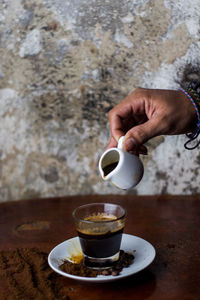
xmin=107 ymin=88 xmax=197 ymax=154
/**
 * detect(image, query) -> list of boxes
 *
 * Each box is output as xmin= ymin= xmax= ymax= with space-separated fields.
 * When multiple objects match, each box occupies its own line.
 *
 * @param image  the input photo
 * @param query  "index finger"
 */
xmin=106 ymin=136 xmax=118 ymax=150
xmin=108 ymin=113 xmax=125 ymax=142
xmin=108 ymin=102 xmax=134 ymax=142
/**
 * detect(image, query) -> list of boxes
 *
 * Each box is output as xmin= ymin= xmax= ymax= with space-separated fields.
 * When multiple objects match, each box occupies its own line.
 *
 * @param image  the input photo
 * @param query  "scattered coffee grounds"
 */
xmin=60 ymin=250 xmax=134 ymax=277
xmin=0 ymin=248 xmax=68 ymax=300
xmin=101 ymin=250 xmax=135 ymax=276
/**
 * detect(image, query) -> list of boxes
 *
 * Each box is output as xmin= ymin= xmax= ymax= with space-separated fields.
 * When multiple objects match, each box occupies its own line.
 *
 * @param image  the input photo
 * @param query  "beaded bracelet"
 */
xmin=179 ymin=88 xmax=200 ymax=150
xmin=187 ymin=88 xmax=200 ymax=106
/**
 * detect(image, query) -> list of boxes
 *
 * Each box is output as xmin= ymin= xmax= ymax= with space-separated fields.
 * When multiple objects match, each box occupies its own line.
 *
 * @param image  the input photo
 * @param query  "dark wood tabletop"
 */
xmin=0 ymin=195 xmax=200 ymax=300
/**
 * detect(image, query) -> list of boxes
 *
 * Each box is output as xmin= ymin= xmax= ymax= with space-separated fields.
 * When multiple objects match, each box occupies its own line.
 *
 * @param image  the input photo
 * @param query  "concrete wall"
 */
xmin=0 ymin=0 xmax=200 ymax=202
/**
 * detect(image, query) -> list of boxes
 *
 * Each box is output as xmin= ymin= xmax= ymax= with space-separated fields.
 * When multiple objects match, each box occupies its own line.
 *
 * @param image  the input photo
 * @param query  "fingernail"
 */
xmin=124 ymin=138 xmax=137 ymax=151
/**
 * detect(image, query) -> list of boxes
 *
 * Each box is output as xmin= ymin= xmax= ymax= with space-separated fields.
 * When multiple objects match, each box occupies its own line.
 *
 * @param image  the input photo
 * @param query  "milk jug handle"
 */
xmin=117 ymin=136 xmax=125 ymax=150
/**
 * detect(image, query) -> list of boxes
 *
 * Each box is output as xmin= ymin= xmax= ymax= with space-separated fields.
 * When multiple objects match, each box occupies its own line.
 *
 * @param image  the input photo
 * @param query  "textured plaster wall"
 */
xmin=0 ymin=0 xmax=200 ymax=202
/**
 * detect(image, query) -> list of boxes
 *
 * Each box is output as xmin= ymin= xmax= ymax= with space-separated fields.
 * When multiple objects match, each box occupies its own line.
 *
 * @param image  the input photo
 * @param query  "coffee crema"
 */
xmin=84 ymin=213 xmax=117 ymax=222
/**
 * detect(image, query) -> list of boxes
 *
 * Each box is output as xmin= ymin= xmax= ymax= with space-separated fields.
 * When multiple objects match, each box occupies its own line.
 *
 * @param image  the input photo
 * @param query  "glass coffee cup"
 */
xmin=72 ymin=203 xmax=126 ymax=269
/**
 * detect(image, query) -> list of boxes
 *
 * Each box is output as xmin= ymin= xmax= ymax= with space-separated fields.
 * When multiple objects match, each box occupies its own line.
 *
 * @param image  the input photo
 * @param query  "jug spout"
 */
xmin=99 ymin=148 xmax=121 ymax=179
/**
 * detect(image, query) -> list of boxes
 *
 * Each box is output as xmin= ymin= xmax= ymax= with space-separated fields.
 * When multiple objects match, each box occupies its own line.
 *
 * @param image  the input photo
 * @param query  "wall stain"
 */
xmin=0 ymin=0 xmax=200 ymax=200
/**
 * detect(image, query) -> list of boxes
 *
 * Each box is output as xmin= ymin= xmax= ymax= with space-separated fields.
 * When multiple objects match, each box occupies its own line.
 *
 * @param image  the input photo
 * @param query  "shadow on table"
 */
xmin=61 ymin=268 xmax=156 ymax=300
xmin=101 ymin=268 xmax=156 ymax=298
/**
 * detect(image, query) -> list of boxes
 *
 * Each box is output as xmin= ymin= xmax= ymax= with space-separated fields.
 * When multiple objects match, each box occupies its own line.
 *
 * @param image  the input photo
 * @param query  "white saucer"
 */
xmin=48 ymin=233 xmax=156 ymax=283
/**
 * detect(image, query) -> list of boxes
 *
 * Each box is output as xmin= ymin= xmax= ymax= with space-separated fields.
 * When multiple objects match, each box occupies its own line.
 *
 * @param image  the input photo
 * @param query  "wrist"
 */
xmin=185 ymin=88 xmax=200 ymax=128
xmin=180 ymin=89 xmax=199 ymax=127
xmin=179 ymin=87 xmax=200 ymax=149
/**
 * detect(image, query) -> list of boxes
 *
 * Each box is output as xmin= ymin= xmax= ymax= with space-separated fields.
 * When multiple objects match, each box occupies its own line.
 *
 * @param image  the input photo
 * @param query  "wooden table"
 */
xmin=0 ymin=195 xmax=199 ymax=300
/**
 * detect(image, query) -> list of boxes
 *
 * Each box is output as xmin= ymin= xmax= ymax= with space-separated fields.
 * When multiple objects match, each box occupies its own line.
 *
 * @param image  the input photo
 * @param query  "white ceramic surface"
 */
xmin=99 ymin=136 xmax=144 ymax=190
xmin=48 ymin=234 xmax=156 ymax=283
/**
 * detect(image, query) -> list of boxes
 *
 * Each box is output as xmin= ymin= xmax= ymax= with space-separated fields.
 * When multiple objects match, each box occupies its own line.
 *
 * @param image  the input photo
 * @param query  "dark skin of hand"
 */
xmin=107 ymin=88 xmax=197 ymax=155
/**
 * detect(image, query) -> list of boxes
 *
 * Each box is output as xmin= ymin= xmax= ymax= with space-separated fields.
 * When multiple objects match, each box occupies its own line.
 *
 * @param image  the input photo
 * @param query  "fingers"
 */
xmin=107 ymin=88 xmax=152 ymax=151
xmin=106 ymin=136 xmax=118 ymax=150
xmin=124 ymin=119 xmax=161 ymax=152
xmin=108 ymin=101 xmax=134 ymax=143
xmin=128 ymin=144 xmax=148 ymax=156
xmin=106 ymin=135 xmax=148 ymax=154
xmin=108 ymin=113 xmax=124 ymax=142
xmin=138 ymin=144 xmax=148 ymax=155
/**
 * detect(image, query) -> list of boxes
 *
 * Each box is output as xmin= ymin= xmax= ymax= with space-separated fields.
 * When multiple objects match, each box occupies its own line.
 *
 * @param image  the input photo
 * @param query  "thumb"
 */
xmin=124 ymin=119 xmax=160 ymax=151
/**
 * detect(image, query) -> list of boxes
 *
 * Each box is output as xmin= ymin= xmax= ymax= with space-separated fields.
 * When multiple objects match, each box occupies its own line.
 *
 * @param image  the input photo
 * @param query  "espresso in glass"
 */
xmin=73 ymin=203 xmax=126 ymax=268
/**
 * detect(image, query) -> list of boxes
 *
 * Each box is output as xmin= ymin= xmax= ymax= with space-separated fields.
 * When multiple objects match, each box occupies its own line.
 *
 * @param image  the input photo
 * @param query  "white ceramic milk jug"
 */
xmin=99 ymin=136 xmax=144 ymax=190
